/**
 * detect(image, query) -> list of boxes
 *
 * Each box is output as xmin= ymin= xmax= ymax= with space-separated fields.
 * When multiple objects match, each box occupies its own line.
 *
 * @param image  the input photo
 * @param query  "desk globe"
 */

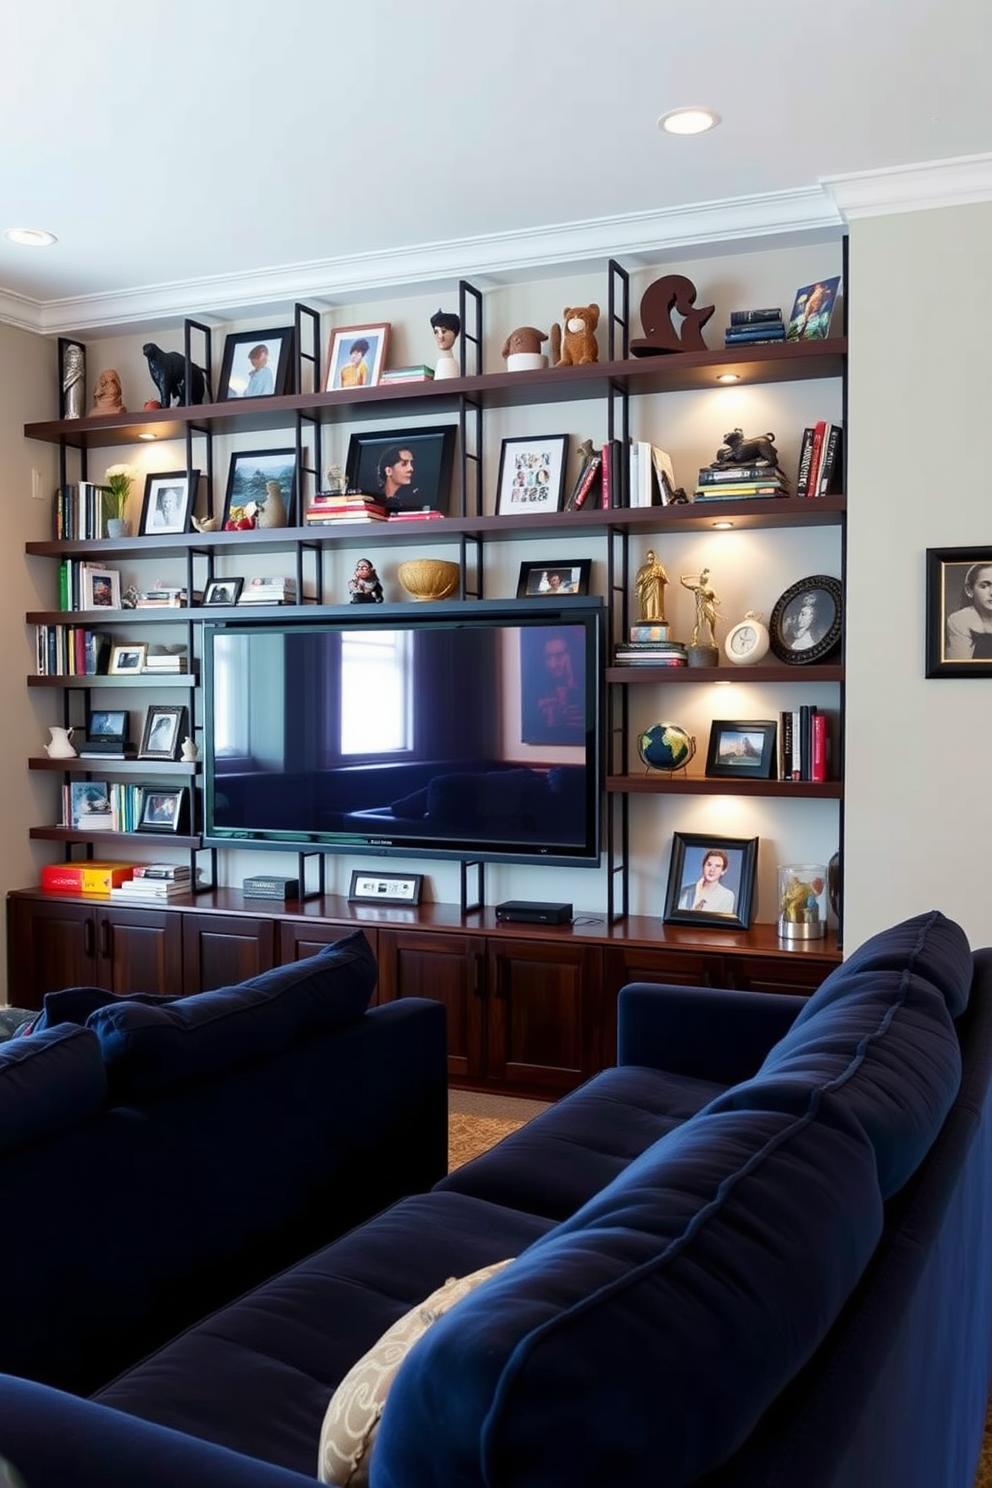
xmin=637 ymin=723 xmax=696 ymax=774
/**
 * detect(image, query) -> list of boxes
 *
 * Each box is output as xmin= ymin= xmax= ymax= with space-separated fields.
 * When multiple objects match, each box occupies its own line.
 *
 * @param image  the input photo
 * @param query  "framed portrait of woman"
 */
xmin=769 ymin=575 xmax=843 ymax=665
xmin=926 ymin=547 xmax=992 ymax=677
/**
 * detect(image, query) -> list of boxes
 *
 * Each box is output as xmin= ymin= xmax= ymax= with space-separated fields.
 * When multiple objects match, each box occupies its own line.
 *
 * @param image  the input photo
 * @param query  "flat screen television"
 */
xmin=202 ymin=601 xmax=603 ymax=866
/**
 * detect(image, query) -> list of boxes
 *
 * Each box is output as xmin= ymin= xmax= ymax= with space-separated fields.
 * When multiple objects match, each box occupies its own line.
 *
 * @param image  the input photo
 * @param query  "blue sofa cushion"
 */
xmin=715 ymin=911 xmax=967 ymax=1197
xmin=0 ymin=1025 xmax=106 ymax=1153
xmin=19 ymin=985 xmax=181 ymax=1035
xmin=87 ymin=930 xmax=376 ymax=1096
xmin=374 ymin=1100 xmax=884 ymax=1488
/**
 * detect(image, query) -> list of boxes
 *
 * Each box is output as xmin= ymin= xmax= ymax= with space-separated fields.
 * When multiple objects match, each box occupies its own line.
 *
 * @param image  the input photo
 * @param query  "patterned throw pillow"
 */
xmin=317 ymin=1259 xmax=513 ymax=1487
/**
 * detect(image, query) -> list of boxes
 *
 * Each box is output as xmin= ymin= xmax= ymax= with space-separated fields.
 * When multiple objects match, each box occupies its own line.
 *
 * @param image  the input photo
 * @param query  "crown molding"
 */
xmin=823 ymin=152 xmax=992 ymax=220
xmin=0 ymin=287 xmax=45 ymax=334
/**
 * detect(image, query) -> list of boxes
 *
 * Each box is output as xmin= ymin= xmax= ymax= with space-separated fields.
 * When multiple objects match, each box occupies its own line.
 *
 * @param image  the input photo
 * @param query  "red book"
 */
xmin=569 ymin=454 xmax=602 ymax=511
xmin=805 ymin=420 xmax=827 ymax=499
xmin=811 ymin=712 xmax=828 ymax=782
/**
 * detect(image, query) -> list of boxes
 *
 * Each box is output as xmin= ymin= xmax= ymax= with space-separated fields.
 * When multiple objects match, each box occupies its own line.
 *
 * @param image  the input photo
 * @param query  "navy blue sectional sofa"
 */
xmin=1 ymin=910 xmax=991 ymax=1488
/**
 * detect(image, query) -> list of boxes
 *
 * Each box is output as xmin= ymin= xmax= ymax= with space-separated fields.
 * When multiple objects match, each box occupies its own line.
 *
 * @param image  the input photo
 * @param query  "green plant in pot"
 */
xmin=104 ymin=464 xmax=136 ymax=537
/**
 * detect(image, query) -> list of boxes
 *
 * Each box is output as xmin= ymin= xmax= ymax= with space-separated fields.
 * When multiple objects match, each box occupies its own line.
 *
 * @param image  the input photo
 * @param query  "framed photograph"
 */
xmin=202 ymin=577 xmax=244 ymax=607
xmin=85 ymin=708 xmax=129 ymax=743
xmin=663 ymin=832 xmax=759 ymax=931
xmin=786 ymin=276 xmax=842 ymax=340
xmin=516 ymin=560 xmax=592 ymax=598
xmin=926 ymin=547 xmax=992 ymax=676
xmin=345 ymin=425 xmax=456 ymax=515
xmin=324 ymin=323 xmax=390 ymax=392
xmin=69 ymin=781 xmax=114 ymax=831
xmin=137 ymin=786 xmax=189 ymax=834
xmin=769 ymin=575 xmax=843 ymax=665
xmin=223 ymin=449 xmax=298 ymax=528
xmin=139 ymin=470 xmax=198 ymax=537
xmin=217 ymin=326 xmax=295 ymax=401
xmin=108 ymin=643 xmax=147 ymax=676
xmin=138 ymin=705 xmax=188 ymax=761
xmin=348 ymin=871 xmax=424 ymax=906
xmin=520 ymin=624 xmax=587 ymax=746
xmin=705 ymin=719 xmax=777 ymax=779
xmin=496 ymin=435 xmax=569 ymax=516
xmin=80 ymin=564 xmax=121 ymax=610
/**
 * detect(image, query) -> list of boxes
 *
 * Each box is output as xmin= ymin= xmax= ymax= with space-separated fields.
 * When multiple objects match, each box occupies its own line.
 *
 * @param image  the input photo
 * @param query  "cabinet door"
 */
xmin=99 ymin=907 xmax=184 ymax=996
xmin=182 ymin=912 xmax=277 ymax=993
xmin=6 ymin=896 xmax=98 ymax=1008
xmin=278 ymin=920 xmax=380 ymax=1003
xmin=723 ymin=953 xmax=834 ymax=999
xmin=377 ymin=929 xmax=484 ymax=1081
xmin=601 ymin=945 xmax=725 ymax=1069
xmin=486 ymin=939 xmax=602 ymax=1097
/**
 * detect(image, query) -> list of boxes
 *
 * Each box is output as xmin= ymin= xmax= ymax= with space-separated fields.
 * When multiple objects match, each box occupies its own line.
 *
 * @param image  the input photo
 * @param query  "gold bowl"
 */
xmin=397 ymin=558 xmax=461 ymax=601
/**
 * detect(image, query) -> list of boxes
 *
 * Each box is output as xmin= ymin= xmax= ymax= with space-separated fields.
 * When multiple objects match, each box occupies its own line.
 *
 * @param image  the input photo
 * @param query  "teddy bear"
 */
xmin=550 ymin=304 xmax=600 ymax=367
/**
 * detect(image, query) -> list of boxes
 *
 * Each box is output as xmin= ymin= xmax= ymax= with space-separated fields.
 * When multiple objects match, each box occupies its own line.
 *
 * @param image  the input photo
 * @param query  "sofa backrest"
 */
xmin=0 ymin=1024 xmax=106 ymax=1153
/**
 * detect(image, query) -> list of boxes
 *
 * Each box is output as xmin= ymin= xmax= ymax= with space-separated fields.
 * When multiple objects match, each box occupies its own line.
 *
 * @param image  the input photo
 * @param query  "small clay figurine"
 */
xmin=61 ymin=342 xmax=85 ymax=419
xmin=91 ymin=369 xmax=126 ymax=416
xmin=430 ymin=308 xmax=461 ymax=380
xmin=348 ymin=557 xmax=384 ymax=604
xmin=180 ymin=736 xmax=199 ymax=763
xmin=501 ymin=326 xmax=549 ymax=370
xmin=630 ymin=274 xmax=715 ymax=355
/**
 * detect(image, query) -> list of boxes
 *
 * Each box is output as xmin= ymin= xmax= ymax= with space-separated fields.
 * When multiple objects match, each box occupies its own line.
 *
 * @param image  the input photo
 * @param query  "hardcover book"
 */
xmin=786 ymin=276 xmax=842 ymax=341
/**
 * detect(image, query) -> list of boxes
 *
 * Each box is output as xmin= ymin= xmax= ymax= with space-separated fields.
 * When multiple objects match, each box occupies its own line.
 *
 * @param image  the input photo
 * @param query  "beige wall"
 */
xmin=845 ymin=202 xmax=992 ymax=951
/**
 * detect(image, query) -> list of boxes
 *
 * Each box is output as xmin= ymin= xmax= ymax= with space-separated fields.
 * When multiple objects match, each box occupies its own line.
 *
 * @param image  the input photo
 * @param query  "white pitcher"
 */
xmin=44 ymin=726 xmax=77 ymax=759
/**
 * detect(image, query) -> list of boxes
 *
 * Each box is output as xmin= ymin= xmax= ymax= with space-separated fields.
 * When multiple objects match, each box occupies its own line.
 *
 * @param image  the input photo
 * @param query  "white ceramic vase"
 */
xmin=45 ymin=726 xmax=77 ymax=758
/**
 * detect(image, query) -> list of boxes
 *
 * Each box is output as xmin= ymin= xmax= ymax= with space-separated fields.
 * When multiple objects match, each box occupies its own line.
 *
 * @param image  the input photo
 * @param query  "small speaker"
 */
xmin=494 ymin=899 xmax=573 ymax=926
xmin=242 ymin=876 xmax=299 ymax=901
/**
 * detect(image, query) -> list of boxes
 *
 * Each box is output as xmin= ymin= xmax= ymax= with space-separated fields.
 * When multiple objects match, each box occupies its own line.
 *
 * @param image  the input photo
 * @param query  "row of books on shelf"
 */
xmin=34 ymin=627 xmax=189 ymax=677
xmin=53 ymin=482 xmax=116 ymax=541
xmin=40 ymin=859 xmax=195 ymax=897
xmin=60 ymin=781 xmax=187 ymax=835
xmin=796 ymin=421 xmax=842 ymax=498
xmin=723 ymin=306 xmax=786 ymax=347
xmin=778 ymin=707 xmax=832 ymax=783
xmin=564 ymin=440 xmax=679 ymax=512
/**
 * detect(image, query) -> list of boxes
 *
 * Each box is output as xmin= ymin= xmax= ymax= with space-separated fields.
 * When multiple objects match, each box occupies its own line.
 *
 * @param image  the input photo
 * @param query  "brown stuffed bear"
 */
xmin=551 ymin=305 xmax=600 ymax=367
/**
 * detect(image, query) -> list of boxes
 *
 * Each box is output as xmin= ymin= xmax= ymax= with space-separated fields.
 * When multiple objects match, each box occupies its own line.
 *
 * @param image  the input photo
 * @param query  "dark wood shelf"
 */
xmin=24 ymin=340 xmax=848 ymax=450
xmin=29 ymin=757 xmax=198 ymax=775
xmin=607 ymin=773 xmax=843 ymax=798
xmin=607 ymin=662 xmax=844 ymax=684
xmin=28 ymin=672 xmax=196 ymax=688
xmin=29 ymin=826 xmax=200 ymax=848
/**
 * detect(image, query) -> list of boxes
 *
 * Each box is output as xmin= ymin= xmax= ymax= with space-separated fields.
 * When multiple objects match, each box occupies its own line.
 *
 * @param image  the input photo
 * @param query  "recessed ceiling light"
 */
xmin=138 ymin=433 xmax=157 ymax=441
xmin=716 ymin=372 xmax=740 ymax=384
xmin=712 ymin=521 xmax=734 ymax=530
xmin=4 ymin=226 xmax=57 ymax=247
xmin=658 ymin=107 xmax=721 ymax=136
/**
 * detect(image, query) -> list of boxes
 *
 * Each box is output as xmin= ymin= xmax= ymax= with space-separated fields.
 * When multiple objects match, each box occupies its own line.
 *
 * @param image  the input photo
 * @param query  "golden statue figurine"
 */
xmin=634 ymin=549 xmax=669 ymax=624
xmin=680 ymin=567 xmax=721 ymax=648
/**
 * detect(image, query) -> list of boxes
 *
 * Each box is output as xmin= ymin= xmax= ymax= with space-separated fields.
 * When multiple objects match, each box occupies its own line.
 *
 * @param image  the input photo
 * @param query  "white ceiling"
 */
xmin=2 ymin=0 xmax=991 ymax=334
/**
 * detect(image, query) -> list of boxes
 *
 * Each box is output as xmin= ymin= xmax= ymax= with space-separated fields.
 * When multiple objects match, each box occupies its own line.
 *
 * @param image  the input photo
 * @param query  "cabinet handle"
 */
xmin=100 ymin=918 xmax=111 ymax=960
xmin=471 ymin=951 xmax=484 ymax=996
xmin=83 ymin=917 xmax=95 ymax=959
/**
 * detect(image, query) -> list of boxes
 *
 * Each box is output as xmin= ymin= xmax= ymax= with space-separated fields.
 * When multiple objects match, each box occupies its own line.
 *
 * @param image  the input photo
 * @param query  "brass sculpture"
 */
xmin=680 ymin=568 xmax=720 ymax=648
xmin=635 ymin=549 xmax=668 ymax=623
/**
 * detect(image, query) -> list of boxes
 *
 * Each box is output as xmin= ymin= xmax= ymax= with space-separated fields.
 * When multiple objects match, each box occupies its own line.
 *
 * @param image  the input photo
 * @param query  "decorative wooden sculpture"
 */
xmin=630 ymin=274 xmax=715 ymax=355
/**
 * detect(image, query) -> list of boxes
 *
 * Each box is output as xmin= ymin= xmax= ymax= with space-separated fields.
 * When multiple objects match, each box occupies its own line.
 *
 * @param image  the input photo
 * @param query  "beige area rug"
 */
xmin=447 ymin=1089 xmax=550 ymax=1172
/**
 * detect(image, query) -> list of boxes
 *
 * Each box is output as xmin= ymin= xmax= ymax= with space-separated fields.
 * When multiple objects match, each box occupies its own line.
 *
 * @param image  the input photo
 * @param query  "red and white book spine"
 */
xmin=805 ymin=420 xmax=827 ymax=499
xmin=811 ymin=712 xmax=828 ymax=782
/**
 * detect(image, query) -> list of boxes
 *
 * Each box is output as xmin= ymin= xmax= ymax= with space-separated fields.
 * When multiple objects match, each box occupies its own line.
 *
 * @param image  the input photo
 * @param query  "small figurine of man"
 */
xmin=635 ymin=549 xmax=669 ymax=624
xmin=680 ymin=568 xmax=721 ymax=648
xmin=430 ymin=308 xmax=461 ymax=380
xmin=348 ymin=557 xmax=384 ymax=604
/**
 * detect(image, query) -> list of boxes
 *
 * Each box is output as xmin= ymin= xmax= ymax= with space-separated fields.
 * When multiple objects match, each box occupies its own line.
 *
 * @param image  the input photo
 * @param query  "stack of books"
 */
xmin=305 ymin=494 xmax=388 ymax=524
xmin=723 ymin=308 xmax=786 ymax=347
xmin=237 ymin=576 xmax=298 ymax=606
xmin=614 ymin=632 xmax=688 ymax=666
xmin=380 ymin=364 xmax=435 ymax=385
xmin=53 ymin=481 xmax=116 ymax=540
xmin=693 ymin=464 xmax=790 ymax=501
xmin=134 ymin=587 xmax=187 ymax=608
xmin=795 ymin=421 xmax=843 ymax=497
xmin=778 ymin=707 xmax=830 ymax=782
xmin=143 ymin=646 xmax=188 ymax=673
xmin=109 ymin=863 xmax=196 ymax=902
xmin=386 ymin=509 xmax=446 ymax=522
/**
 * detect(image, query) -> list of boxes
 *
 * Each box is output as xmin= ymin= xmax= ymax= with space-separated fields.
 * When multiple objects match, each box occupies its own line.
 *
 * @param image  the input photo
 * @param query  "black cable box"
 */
xmin=495 ymin=899 xmax=573 ymax=926
xmin=242 ymin=876 xmax=299 ymax=901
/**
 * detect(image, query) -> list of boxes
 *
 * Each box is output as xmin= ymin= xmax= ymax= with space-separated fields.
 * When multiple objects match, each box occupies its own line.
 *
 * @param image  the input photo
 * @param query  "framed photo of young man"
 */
xmin=344 ymin=425 xmax=456 ymax=515
xmin=663 ymin=832 xmax=758 ymax=931
xmin=925 ymin=546 xmax=992 ymax=677
xmin=217 ymin=327 xmax=295 ymax=401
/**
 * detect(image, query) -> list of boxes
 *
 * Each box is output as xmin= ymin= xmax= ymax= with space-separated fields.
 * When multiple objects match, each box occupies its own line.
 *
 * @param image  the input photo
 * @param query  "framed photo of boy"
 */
xmin=222 ymin=449 xmax=297 ymax=528
xmin=137 ymin=786 xmax=188 ymax=834
xmin=705 ymin=719 xmax=777 ymax=779
xmin=496 ymin=435 xmax=568 ymax=516
xmin=516 ymin=560 xmax=591 ymax=598
xmin=324 ymin=323 xmax=390 ymax=392
xmin=138 ymin=705 xmax=188 ymax=761
xmin=344 ymin=425 xmax=456 ymax=515
xmin=926 ymin=547 xmax=992 ymax=677
xmin=217 ymin=326 xmax=295 ymax=401
xmin=139 ymin=470 xmax=198 ymax=537
xmin=663 ymin=832 xmax=758 ymax=931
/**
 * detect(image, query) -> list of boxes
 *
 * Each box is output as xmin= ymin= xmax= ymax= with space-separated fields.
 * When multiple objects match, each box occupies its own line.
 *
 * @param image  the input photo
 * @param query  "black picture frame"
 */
xmin=137 ymin=786 xmax=189 ymax=834
xmin=516 ymin=559 xmax=592 ymax=598
xmin=348 ymin=871 xmax=424 ymax=905
xmin=139 ymin=470 xmax=198 ymax=537
xmin=496 ymin=434 xmax=569 ymax=516
xmin=344 ymin=425 xmax=456 ymax=515
xmin=925 ymin=546 xmax=992 ymax=677
xmin=223 ymin=449 xmax=298 ymax=528
xmin=217 ymin=326 xmax=295 ymax=401
xmin=202 ymin=577 xmax=244 ymax=607
xmin=138 ymin=705 xmax=188 ymax=761
xmin=663 ymin=832 xmax=759 ymax=931
xmin=85 ymin=708 xmax=129 ymax=743
xmin=705 ymin=720 xmax=777 ymax=779
xmin=769 ymin=575 xmax=843 ymax=664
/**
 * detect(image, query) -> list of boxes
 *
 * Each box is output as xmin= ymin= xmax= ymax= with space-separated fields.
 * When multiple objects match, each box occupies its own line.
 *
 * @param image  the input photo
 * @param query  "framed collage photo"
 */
xmin=138 ymin=705 xmax=187 ymax=761
xmin=925 ymin=547 xmax=992 ymax=677
xmin=139 ymin=470 xmax=198 ymax=537
xmin=324 ymin=323 xmax=390 ymax=392
xmin=137 ymin=786 xmax=189 ymax=834
xmin=769 ymin=575 xmax=843 ymax=665
xmin=663 ymin=832 xmax=758 ymax=931
xmin=516 ymin=560 xmax=591 ymax=598
xmin=223 ymin=449 xmax=298 ymax=528
xmin=705 ymin=720 xmax=777 ymax=779
xmin=217 ymin=326 xmax=295 ymax=401
xmin=496 ymin=434 xmax=568 ymax=516
xmin=345 ymin=425 xmax=456 ymax=515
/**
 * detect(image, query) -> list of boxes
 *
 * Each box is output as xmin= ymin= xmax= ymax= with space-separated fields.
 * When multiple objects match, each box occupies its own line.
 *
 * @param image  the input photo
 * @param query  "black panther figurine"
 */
xmin=142 ymin=343 xmax=211 ymax=407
